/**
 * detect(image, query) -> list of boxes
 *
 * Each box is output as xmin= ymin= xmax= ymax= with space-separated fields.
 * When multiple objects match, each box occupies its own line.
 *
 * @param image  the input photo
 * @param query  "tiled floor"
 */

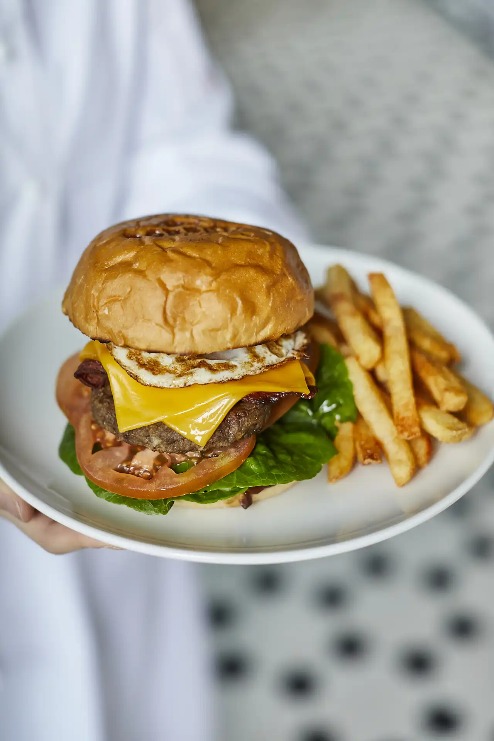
xmin=195 ymin=1 xmax=494 ymax=739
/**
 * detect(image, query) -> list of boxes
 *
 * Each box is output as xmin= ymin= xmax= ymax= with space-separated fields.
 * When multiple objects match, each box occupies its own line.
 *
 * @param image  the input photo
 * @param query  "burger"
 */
xmin=57 ymin=214 xmax=350 ymax=514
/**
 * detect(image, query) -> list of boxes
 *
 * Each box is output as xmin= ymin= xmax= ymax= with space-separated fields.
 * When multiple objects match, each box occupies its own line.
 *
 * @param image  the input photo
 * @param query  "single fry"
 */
xmin=354 ymin=415 xmax=382 ymax=465
xmin=345 ymin=357 xmax=416 ymax=486
xmin=453 ymin=373 xmax=494 ymax=427
xmin=411 ymin=348 xmax=468 ymax=412
xmin=369 ymin=273 xmax=420 ymax=440
xmin=324 ymin=265 xmax=382 ymax=369
xmin=328 ymin=421 xmax=356 ymax=482
xmin=416 ymin=397 xmax=473 ymax=443
xmin=374 ymin=360 xmax=387 ymax=385
xmin=403 ymin=307 xmax=461 ymax=365
xmin=307 ymin=312 xmax=342 ymax=350
xmin=409 ymin=431 xmax=433 ymax=468
xmin=353 ymin=289 xmax=382 ymax=330
xmin=314 ymin=286 xmax=328 ymax=306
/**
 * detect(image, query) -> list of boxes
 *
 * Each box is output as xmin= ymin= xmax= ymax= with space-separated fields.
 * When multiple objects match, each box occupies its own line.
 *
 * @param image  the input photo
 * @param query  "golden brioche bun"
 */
xmin=62 ymin=214 xmax=313 ymax=354
xmin=175 ymin=481 xmax=296 ymax=509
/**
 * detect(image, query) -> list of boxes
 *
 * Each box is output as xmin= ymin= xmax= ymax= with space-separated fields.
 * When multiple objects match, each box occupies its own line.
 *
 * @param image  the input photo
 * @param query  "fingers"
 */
xmin=0 ymin=477 xmax=120 ymax=553
xmin=0 ymin=509 xmax=110 ymax=554
xmin=0 ymin=478 xmax=36 ymax=522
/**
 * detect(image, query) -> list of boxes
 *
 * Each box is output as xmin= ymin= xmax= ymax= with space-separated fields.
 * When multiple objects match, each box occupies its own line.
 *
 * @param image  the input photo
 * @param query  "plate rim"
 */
xmin=1 ymin=244 xmax=493 ymax=564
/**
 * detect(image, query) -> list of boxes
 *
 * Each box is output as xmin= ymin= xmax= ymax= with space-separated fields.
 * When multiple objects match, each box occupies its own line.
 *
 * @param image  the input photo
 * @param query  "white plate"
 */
xmin=1 ymin=246 xmax=493 ymax=563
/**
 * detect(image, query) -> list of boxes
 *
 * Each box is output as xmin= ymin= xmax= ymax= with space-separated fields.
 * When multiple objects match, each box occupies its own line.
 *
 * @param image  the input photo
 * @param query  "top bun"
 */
xmin=62 ymin=214 xmax=314 ymax=354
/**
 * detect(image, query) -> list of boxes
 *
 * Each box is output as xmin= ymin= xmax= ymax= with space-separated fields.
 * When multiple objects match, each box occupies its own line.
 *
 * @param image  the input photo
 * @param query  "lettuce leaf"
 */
xmin=182 ymin=344 xmax=356 ymax=505
xmin=285 ymin=342 xmax=358 ymax=438
xmin=58 ymin=344 xmax=356 ymax=514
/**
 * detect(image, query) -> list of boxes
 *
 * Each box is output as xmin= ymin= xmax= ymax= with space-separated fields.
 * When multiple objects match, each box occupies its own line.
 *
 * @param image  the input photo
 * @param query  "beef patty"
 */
xmin=91 ymin=381 xmax=276 ymax=457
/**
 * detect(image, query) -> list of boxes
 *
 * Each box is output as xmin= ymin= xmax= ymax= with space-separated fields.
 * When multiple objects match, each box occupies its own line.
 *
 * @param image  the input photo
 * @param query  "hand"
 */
xmin=0 ymin=478 xmax=112 ymax=554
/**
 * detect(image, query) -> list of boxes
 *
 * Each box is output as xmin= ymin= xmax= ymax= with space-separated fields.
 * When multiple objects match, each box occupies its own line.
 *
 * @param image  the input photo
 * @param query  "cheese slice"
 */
xmin=81 ymin=341 xmax=313 ymax=447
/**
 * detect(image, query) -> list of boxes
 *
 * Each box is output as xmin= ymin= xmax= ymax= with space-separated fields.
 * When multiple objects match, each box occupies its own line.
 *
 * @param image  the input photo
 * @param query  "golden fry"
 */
xmin=345 ymin=357 xmax=416 ymax=486
xmin=324 ymin=265 xmax=382 ymax=369
xmin=369 ymin=273 xmax=420 ymax=440
xmin=353 ymin=289 xmax=382 ymax=330
xmin=314 ymin=286 xmax=328 ymax=306
xmin=411 ymin=348 xmax=468 ymax=412
xmin=374 ymin=360 xmax=387 ymax=385
xmin=403 ymin=307 xmax=461 ymax=365
xmin=453 ymin=373 xmax=494 ymax=427
xmin=306 ymin=312 xmax=342 ymax=350
xmin=409 ymin=431 xmax=433 ymax=468
xmin=328 ymin=421 xmax=356 ymax=482
xmin=416 ymin=397 xmax=473 ymax=443
xmin=354 ymin=415 xmax=382 ymax=465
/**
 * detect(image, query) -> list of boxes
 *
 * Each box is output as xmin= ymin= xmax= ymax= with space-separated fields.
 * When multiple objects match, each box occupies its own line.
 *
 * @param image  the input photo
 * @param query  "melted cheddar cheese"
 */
xmin=81 ymin=341 xmax=313 ymax=446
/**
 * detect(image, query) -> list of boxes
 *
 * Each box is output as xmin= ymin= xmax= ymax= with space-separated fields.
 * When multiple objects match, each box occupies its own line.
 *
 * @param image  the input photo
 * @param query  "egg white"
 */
xmin=110 ymin=331 xmax=308 ymax=388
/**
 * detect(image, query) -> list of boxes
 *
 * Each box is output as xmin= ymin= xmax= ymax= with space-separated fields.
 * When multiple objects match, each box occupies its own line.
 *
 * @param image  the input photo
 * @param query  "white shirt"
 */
xmin=0 ymin=2 xmax=306 ymax=740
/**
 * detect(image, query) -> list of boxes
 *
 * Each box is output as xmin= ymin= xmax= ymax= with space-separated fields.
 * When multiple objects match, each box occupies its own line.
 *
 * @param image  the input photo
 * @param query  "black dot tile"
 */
xmin=332 ymin=631 xmax=368 ymax=661
xmin=421 ymin=704 xmax=463 ymax=735
xmin=422 ymin=564 xmax=456 ymax=592
xmin=282 ymin=669 xmax=317 ymax=698
xmin=207 ymin=599 xmax=236 ymax=629
xmin=467 ymin=533 xmax=494 ymax=560
xmin=400 ymin=647 xmax=436 ymax=677
xmin=251 ymin=568 xmax=284 ymax=594
xmin=315 ymin=583 xmax=348 ymax=610
xmin=445 ymin=613 xmax=481 ymax=642
xmin=360 ymin=550 xmax=395 ymax=578
xmin=299 ymin=728 xmax=338 ymax=741
xmin=215 ymin=652 xmax=250 ymax=682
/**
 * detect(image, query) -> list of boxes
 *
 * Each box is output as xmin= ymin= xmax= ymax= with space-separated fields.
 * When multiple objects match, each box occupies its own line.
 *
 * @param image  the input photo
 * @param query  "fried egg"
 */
xmin=110 ymin=331 xmax=308 ymax=388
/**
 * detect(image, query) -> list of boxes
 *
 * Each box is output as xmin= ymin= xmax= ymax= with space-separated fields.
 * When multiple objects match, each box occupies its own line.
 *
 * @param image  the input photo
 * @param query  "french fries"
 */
xmin=353 ymin=288 xmax=382 ymax=330
xmin=369 ymin=273 xmax=421 ymax=440
xmin=374 ymin=360 xmax=387 ymax=385
xmin=328 ymin=422 xmax=356 ymax=482
xmin=345 ymin=358 xmax=416 ymax=486
xmin=416 ymin=397 xmax=473 ymax=443
xmin=411 ymin=348 xmax=468 ymax=412
xmin=403 ymin=307 xmax=461 ymax=365
xmin=324 ymin=265 xmax=382 ymax=369
xmin=409 ymin=431 xmax=433 ymax=468
xmin=306 ymin=312 xmax=342 ymax=350
xmin=454 ymin=374 xmax=494 ymax=427
xmin=315 ymin=263 xmax=493 ymax=489
xmin=354 ymin=415 xmax=382 ymax=465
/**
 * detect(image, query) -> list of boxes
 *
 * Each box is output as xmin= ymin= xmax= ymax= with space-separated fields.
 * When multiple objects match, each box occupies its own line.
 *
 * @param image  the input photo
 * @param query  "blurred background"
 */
xmin=193 ymin=1 xmax=494 ymax=739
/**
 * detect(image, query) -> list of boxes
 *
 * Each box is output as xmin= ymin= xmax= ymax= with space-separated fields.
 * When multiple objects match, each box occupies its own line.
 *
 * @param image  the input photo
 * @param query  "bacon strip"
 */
xmin=75 ymin=359 xmax=107 ymax=389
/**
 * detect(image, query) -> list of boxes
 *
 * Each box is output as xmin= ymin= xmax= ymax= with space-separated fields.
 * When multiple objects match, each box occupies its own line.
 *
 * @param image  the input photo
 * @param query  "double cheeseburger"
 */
xmin=56 ymin=214 xmax=316 ymax=509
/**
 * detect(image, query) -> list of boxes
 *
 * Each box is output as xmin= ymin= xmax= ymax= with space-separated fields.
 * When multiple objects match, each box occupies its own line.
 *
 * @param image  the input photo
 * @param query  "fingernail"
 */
xmin=15 ymin=498 xmax=33 ymax=523
xmin=0 ymin=495 xmax=22 ymax=520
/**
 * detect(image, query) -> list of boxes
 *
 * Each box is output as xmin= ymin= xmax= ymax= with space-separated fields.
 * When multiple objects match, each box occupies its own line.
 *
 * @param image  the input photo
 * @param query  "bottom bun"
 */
xmin=175 ymin=481 xmax=296 ymax=509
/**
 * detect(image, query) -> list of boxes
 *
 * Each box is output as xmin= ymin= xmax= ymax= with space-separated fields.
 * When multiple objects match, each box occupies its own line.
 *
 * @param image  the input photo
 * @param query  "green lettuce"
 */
xmin=58 ymin=344 xmax=356 ymax=514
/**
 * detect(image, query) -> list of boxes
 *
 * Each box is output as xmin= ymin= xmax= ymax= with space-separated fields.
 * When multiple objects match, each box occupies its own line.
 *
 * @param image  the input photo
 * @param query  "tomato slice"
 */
xmin=56 ymin=354 xmax=255 ymax=500
xmin=56 ymin=353 xmax=90 ymax=422
xmin=74 ymin=411 xmax=255 ymax=499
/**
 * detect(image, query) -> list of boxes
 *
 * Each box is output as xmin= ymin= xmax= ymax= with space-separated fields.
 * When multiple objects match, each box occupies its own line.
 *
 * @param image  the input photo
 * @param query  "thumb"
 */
xmin=0 ymin=479 xmax=36 ymax=522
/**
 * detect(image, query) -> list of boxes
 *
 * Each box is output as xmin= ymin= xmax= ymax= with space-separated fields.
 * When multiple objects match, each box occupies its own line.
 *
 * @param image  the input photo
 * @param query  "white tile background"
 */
xmin=195 ymin=2 xmax=494 ymax=739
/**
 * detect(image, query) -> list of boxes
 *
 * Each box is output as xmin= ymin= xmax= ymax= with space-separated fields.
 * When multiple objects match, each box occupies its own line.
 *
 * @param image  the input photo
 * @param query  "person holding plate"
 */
xmin=0 ymin=2 xmax=306 ymax=739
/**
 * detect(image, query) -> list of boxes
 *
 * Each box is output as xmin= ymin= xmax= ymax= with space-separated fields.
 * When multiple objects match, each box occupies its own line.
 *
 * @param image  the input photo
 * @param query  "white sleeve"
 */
xmin=119 ymin=0 xmax=308 ymax=243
